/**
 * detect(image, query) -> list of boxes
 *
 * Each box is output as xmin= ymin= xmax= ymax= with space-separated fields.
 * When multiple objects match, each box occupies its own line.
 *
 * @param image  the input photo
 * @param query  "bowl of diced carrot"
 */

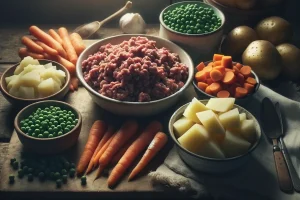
xmin=192 ymin=54 xmax=260 ymax=104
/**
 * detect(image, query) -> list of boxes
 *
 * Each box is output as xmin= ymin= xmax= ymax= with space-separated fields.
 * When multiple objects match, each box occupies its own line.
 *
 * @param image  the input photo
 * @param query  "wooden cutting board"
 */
xmin=0 ymin=85 xmax=196 ymax=199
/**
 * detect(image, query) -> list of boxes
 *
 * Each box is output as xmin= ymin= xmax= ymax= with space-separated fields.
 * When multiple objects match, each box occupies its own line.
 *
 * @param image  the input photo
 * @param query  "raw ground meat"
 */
xmin=81 ymin=36 xmax=189 ymax=102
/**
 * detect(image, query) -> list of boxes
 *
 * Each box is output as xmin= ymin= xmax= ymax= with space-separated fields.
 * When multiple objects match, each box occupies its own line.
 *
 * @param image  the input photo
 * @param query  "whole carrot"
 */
xmin=96 ymin=120 xmax=139 ymax=179
xmin=56 ymin=55 xmax=76 ymax=76
xmin=85 ymin=125 xmax=115 ymax=174
xmin=70 ymin=33 xmax=86 ymax=55
xmin=128 ymin=132 xmax=168 ymax=181
xmin=108 ymin=121 xmax=162 ymax=187
xmin=18 ymin=47 xmax=44 ymax=59
xmin=70 ymin=77 xmax=79 ymax=91
xmin=21 ymin=36 xmax=44 ymax=54
xmin=48 ymin=29 xmax=63 ymax=45
xmin=76 ymin=120 xmax=107 ymax=175
xmin=35 ymin=40 xmax=58 ymax=56
xmin=58 ymin=27 xmax=78 ymax=65
xmin=29 ymin=25 xmax=67 ymax=58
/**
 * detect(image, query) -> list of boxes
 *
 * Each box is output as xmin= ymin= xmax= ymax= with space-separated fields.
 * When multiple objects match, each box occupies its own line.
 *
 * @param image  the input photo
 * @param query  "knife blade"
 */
xmin=275 ymin=102 xmax=300 ymax=192
xmin=261 ymin=97 xmax=293 ymax=192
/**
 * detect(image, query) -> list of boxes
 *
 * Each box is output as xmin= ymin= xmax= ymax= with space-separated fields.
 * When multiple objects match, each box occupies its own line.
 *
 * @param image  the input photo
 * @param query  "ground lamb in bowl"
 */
xmin=77 ymin=34 xmax=194 ymax=116
xmin=81 ymin=36 xmax=189 ymax=102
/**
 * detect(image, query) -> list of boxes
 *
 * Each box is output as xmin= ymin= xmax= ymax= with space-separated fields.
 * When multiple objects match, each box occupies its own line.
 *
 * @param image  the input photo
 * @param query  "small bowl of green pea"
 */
xmin=14 ymin=100 xmax=82 ymax=155
xmin=159 ymin=1 xmax=225 ymax=62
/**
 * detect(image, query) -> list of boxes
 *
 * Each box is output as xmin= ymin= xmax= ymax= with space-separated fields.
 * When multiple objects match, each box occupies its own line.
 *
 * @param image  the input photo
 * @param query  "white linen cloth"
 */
xmin=149 ymin=84 xmax=300 ymax=200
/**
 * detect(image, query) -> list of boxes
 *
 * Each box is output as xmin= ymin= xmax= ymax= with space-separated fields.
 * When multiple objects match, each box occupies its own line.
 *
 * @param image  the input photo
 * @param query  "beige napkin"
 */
xmin=149 ymin=85 xmax=300 ymax=200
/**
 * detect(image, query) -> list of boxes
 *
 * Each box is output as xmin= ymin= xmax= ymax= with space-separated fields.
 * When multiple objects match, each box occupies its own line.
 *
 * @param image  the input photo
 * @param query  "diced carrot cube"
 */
xmin=244 ymin=83 xmax=255 ymax=93
xmin=221 ymin=56 xmax=233 ymax=69
xmin=196 ymin=62 xmax=205 ymax=71
xmin=246 ymin=77 xmax=257 ymax=85
xmin=213 ymin=60 xmax=221 ymax=67
xmin=205 ymin=86 xmax=213 ymax=95
xmin=197 ymin=82 xmax=208 ymax=91
xmin=213 ymin=54 xmax=224 ymax=62
xmin=235 ymin=63 xmax=243 ymax=70
xmin=195 ymin=71 xmax=206 ymax=82
xmin=206 ymin=78 xmax=214 ymax=85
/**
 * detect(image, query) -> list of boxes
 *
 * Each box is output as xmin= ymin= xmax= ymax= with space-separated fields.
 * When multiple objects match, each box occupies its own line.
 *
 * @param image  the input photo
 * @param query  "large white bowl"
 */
xmin=168 ymin=100 xmax=262 ymax=173
xmin=159 ymin=1 xmax=225 ymax=62
xmin=76 ymin=34 xmax=194 ymax=116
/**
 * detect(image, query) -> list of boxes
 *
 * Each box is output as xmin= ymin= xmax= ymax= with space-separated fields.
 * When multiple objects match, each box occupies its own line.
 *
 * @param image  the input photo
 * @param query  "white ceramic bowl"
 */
xmin=159 ymin=1 xmax=225 ymax=62
xmin=76 ymin=34 xmax=194 ymax=116
xmin=168 ymin=100 xmax=261 ymax=173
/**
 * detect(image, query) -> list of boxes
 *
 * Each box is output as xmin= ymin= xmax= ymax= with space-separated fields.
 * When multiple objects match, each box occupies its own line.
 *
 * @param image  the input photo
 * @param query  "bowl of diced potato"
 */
xmin=168 ymin=97 xmax=261 ymax=173
xmin=0 ymin=56 xmax=70 ymax=107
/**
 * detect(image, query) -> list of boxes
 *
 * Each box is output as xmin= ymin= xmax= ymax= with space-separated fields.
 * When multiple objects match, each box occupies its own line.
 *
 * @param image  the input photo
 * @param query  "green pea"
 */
xmin=20 ymin=120 xmax=25 ymax=125
xmin=48 ymin=128 xmax=53 ymax=133
xmin=32 ymin=133 xmax=37 ymax=137
xmin=43 ymin=131 xmax=49 ymax=138
xmin=28 ymin=173 xmax=33 ymax=182
xmin=38 ymin=134 xmax=43 ymax=138
xmin=48 ymin=134 xmax=54 ymax=138
xmin=56 ymin=179 xmax=62 ymax=188
xmin=187 ymin=30 xmax=192 ymax=34
xmin=21 ymin=127 xmax=27 ymax=132
xmin=54 ymin=172 xmax=61 ymax=180
xmin=81 ymin=176 xmax=87 ymax=185
xmin=38 ymin=172 xmax=45 ymax=181
xmin=10 ymin=158 xmax=16 ymax=165
xmin=58 ymin=131 xmax=63 ymax=136
xmin=53 ymin=127 xmax=58 ymax=133
xmin=18 ymin=169 xmax=24 ymax=178
xmin=34 ymin=129 xmax=40 ymax=134
xmin=61 ymin=169 xmax=67 ymax=175
xmin=13 ymin=161 xmax=19 ymax=170
xmin=69 ymin=168 xmax=75 ymax=178
xmin=64 ymin=128 xmax=70 ymax=133
xmin=9 ymin=174 xmax=15 ymax=184
xmin=66 ymin=121 xmax=71 ymax=125
xmin=23 ymin=166 xmax=29 ymax=174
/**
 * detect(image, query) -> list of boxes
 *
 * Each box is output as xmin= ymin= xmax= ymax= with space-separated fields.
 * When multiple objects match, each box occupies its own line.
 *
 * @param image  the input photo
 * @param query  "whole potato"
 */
xmin=242 ymin=40 xmax=282 ymax=80
xmin=276 ymin=43 xmax=300 ymax=80
xmin=221 ymin=26 xmax=258 ymax=59
xmin=255 ymin=16 xmax=293 ymax=45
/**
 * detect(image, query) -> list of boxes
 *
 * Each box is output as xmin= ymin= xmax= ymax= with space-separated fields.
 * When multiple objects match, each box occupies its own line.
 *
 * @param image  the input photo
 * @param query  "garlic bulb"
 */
xmin=119 ymin=13 xmax=146 ymax=34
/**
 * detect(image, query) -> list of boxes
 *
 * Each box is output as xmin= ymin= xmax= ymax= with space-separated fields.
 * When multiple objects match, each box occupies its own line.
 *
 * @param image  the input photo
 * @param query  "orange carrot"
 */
xmin=235 ymin=87 xmax=248 ymax=98
xmin=205 ymin=86 xmax=213 ymax=95
xmin=108 ymin=121 xmax=162 ymax=187
xmin=58 ymin=27 xmax=78 ymax=65
xmin=56 ymin=55 xmax=76 ymax=76
xmin=85 ymin=125 xmax=115 ymax=174
xmin=196 ymin=62 xmax=205 ymax=71
xmin=128 ymin=132 xmax=168 ymax=181
xmin=29 ymin=26 xmax=67 ymax=58
xmin=110 ymin=133 xmax=140 ymax=166
xmin=233 ymin=66 xmax=240 ymax=73
xmin=222 ymin=71 xmax=236 ymax=84
xmin=18 ymin=47 xmax=44 ymax=59
xmin=221 ymin=56 xmax=232 ymax=69
xmin=214 ymin=66 xmax=225 ymax=74
xmin=217 ymin=90 xmax=230 ymax=98
xmin=197 ymin=82 xmax=208 ymax=91
xmin=35 ymin=40 xmax=59 ymax=56
xmin=236 ymin=73 xmax=245 ymax=85
xmin=213 ymin=60 xmax=221 ymax=67
xmin=246 ymin=77 xmax=257 ymax=85
xmin=70 ymin=77 xmax=79 ymax=91
xmin=195 ymin=71 xmax=206 ymax=82
xmin=235 ymin=63 xmax=243 ymax=70
xmin=207 ymin=62 xmax=214 ymax=67
xmin=76 ymin=120 xmax=107 ymax=175
xmin=240 ymin=66 xmax=252 ymax=77
xmin=210 ymin=69 xmax=223 ymax=82
xmin=21 ymin=36 xmax=44 ymax=54
xmin=209 ymin=82 xmax=222 ymax=94
xmin=70 ymin=33 xmax=86 ymax=56
xmin=244 ymin=82 xmax=255 ymax=93
xmin=96 ymin=120 xmax=139 ymax=179
xmin=213 ymin=54 xmax=223 ymax=62
xmin=206 ymin=78 xmax=214 ymax=85
xmin=48 ymin=29 xmax=63 ymax=45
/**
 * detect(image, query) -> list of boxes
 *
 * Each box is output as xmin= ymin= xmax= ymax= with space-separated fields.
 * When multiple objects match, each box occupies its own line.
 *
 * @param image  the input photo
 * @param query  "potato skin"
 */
xmin=276 ymin=43 xmax=300 ymax=80
xmin=221 ymin=26 xmax=258 ymax=59
xmin=242 ymin=40 xmax=282 ymax=80
xmin=255 ymin=16 xmax=293 ymax=45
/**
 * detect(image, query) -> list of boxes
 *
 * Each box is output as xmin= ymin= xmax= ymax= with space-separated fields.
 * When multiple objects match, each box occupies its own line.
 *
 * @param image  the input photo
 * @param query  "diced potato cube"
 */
xmin=9 ymin=85 xmax=20 ymax=97
xmin=219 ymin=108 xmax=240 ymax=129
xmin=19 ymin=86 xmax=35 ymax=99
xmin=20 ymin=71 xmax=41 ymax=87
xmin=37 ymin=78 xmax=55 ymax=97
xmin=178 ymin=124 xmax=209 ymax=154
xmin=44 ymin=63 xmax=56 ymax=70
xmin=7 ymin=75 xmax=21 ymax=90
xmin=5 ymin=75 xmax=18 ymax=85
xmin=55 ymin=70 xmax=66 ymax=84
xmin=40 ymin=69 xmax=62 ymax=86
xmin=206 ymin=98 xmax=235 ymax=113
xmin=173 ymin=117 xmax=194 ymax=138
xmin=183 ymin=97 xmax=208 ymax=123
xmin=196 ymin=110 xmax=225 ymax=135
xmin=53 ymin=81 xmax=61 ymax=93
xmin=221 ymin=130 xmax=251 ymax=158
xmin=197 ymin=141 xmax=225 ymax=159
xmin=240 ymin=120 xmax=257 ymax=143
xmin=14 ymin=56 xmax=39 ymax=75
xmin=239 ymin=113 xmax=246 ymax=122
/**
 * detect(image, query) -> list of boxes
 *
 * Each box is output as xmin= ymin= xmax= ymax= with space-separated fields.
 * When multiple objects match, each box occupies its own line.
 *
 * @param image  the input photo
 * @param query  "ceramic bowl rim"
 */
xmin=168 ymin=99 xmax=262 ymax=162
xmin=159 ymin=1 xmax=226 ymax=37
xmin=14 ymin=100 xmax=82 ymax=141
xmin=0 ymin=59 xmax=70 ymax=102
xmin=76 ymin=34 xmax=194 ymax=105
xmin=192 ymin=61 xmax=261 ymax=99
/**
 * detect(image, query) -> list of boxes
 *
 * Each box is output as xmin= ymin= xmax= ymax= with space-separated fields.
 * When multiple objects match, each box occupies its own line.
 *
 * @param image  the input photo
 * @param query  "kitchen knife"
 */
xmin=261 ymin=97 xmax=293 ymax=192
xmin=275 ymin=102 xmax=300 ymax=192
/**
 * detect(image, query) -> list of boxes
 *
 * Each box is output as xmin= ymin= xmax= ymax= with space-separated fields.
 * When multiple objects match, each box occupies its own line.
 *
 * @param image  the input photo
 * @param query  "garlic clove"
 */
xmin=119 ymin=13 xmax=146 ymax=34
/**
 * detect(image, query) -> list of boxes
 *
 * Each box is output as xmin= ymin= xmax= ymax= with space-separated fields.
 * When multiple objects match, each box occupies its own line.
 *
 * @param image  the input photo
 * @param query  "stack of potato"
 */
xmin=173 ymin=98 xmax=257 ymax=158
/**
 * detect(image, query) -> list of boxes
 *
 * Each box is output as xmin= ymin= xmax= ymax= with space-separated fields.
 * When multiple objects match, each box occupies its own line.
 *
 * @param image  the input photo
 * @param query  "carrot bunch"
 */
xmin=76 ymin=120 xmax=168 ymax=188
xmin=195 ymin=54 xmax=257 ymax=98
xmin=18 ymin=26 xmax=86 ymax=91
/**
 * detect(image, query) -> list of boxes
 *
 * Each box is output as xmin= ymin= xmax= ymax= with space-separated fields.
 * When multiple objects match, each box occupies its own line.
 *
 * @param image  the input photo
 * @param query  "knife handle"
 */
xmin=273 ymin=142 xmax=293 ymax=192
